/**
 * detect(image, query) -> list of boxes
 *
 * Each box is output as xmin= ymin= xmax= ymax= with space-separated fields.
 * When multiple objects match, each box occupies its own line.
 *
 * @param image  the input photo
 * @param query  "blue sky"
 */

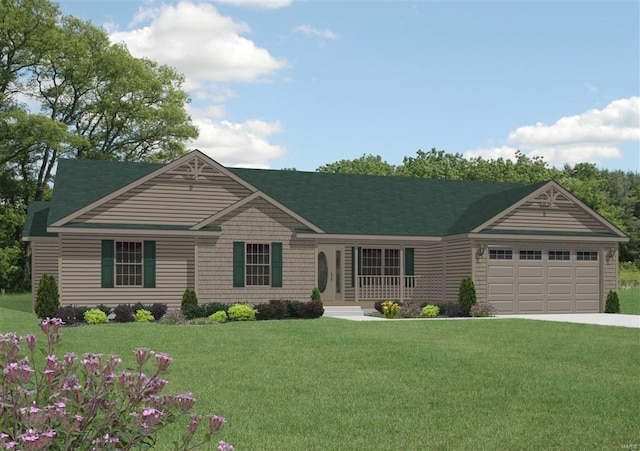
xmin=58 ymin=0 xmax=639 ymax=172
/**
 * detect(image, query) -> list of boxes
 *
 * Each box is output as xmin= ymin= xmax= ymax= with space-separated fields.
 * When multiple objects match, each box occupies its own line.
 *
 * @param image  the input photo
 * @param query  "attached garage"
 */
xmin=486 ymin=245 xmax=602 ymax=314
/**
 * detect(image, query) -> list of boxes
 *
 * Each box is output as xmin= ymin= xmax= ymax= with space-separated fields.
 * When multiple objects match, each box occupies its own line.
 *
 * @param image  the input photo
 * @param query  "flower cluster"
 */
xmin=0 ymin=318 xmax=232 ymax=450
xmin=381 ymin=301 xmax=400 ymax=319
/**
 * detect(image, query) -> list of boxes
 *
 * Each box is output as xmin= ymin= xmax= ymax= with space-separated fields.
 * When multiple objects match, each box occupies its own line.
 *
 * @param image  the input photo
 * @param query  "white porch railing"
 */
xmin=356 ymin=275 xmax=418 ymax=301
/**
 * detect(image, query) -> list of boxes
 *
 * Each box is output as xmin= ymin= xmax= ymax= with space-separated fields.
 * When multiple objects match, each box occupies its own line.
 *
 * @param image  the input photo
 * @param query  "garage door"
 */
xmin=487 ymin=248 xmax=600 ymax=314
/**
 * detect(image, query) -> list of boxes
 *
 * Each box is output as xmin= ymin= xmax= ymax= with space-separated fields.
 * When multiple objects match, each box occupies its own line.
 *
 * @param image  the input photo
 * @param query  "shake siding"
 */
xmin=31 ymin=240 xmax=60 ymax=307
xmin=59 ymin=234 xmax=194 ymax=309
xmin=76 ymin=172 xmax=251 ymax=225
xmin=488 ymin=202 xmax=610 ymax=233
xmin=443 ymin=238 xmax=472 ymax=302
xmin=197 ymin=197 xmax=315 ymax=304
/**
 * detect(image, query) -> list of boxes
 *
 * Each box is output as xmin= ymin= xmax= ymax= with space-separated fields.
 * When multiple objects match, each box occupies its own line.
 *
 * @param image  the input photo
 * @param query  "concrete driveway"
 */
xmin=498 ymin=313 xmax=639 ymax=328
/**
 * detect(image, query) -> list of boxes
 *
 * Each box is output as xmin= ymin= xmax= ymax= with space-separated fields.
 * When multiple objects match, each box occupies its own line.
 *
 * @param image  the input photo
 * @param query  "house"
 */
xmin=22 ymin=150 xmax=628 ymax=314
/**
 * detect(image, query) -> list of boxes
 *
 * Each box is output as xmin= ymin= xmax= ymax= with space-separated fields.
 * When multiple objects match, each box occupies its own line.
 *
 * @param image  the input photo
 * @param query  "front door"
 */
xmin=317 ymin=245 xmax=343 ymax=301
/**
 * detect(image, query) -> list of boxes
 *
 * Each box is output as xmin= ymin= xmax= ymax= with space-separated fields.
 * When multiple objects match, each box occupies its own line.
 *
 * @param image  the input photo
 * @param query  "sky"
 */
xmin=57 ymin=0 xmax=639 ymax=172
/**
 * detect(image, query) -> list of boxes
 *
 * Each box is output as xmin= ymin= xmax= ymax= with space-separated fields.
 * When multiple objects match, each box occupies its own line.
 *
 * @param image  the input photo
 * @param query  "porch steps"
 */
xmin=323 ymin=306 xmax=365 ymax=318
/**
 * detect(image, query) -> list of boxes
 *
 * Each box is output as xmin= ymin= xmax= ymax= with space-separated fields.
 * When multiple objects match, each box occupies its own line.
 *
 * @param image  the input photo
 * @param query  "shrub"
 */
xmin=54 ymin=305 xmax=77 ymax=325
xmin=135 ymin=309 xmax=155 ymax=322
xmin=381 ymin=301 xmax=400 ymax=319
xmin=113 ymin=304 xmax=135 ymax=323
xmin=34 ymin=273 xmax=59 ymax=319
xmin=84 ymin=308 xmax=108 ymax=324
xmin=181 ymin=289 xmax=198 ymax=313
xmin=96 ymin=304 xmax=111 ymax=316
xmin=73 ymin=306 xmax=90 ymax=322
xmin=182 ymin=303 xmax=207 ymax=320
xmin=458 ymin=277 xmax=477 ymax=316
xmin=311 ymin=287 xmax=321 ymax=301
xmin=149 ymin=303 xmax=168 ymax=320
xmin=286 ymin=300 xmax=301 ymax=318
xmin=374 ymin=301 xmax=385 ymax=314
xmin=605 ymin=291 xmax=620 ymax=313
xmin=133 ymin=302 xmax=150 ymax=313
xmin=421 ymin=304 xmax=440 ymax=318
xmin=0 ymin=318 xmax=231 ymax=450
xmin=204 ymin=302 xmax=232 ymax=316
xmin=210 ymin=310 xmax=228 ymax=323
xmin=470 ymin=301 xmax=498 ymax=317
xmin=158 ymin=309 xmax=186 ymax=325
xmin=399 ymin=301 xmax=422 ymax=318
xmin=255 ymin=300 xmax=287 ymax=320
xmin=299 ymin=299 xmax=324 ymax=319
xmin=228 ymin=303 xmax=257 ymax=321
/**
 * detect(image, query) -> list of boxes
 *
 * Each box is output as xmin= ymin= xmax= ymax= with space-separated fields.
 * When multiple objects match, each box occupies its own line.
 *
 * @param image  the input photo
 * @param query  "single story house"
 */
xmin=23 ymin=150 xmax=628 ymax=314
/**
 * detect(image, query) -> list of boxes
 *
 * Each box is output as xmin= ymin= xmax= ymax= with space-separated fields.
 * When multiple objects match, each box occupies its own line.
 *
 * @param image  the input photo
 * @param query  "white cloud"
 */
xmin=110 ymin=1 xmax=286 ymax=84
xmin=294 ymin=24 xmax=338 ymax=41
xmin=465 ymin=97 xmax=639 ymax=167
xmin=108 ymin=1 xmax=289 ymax=168
xmin=190 ymin=118 xmax=285 ymax=168
xmin=214 ymin=0 xmax=292 ymax=8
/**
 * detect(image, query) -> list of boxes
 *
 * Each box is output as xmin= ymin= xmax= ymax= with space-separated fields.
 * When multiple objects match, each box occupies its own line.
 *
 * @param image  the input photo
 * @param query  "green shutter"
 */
xmin=351 ymin=246 xmax=362 ymax=287
xmin=271 ymin=242 xmax=282 ymax=287
xmin=101 ymin=240 xmax=114 ymax=288
xmin=405 ymin=248 xmax=414 ymax=288
xmin=233 ymin=241 xmax=245 ymax=287
xmin=143 ymin=241 xmax=156 ymax=288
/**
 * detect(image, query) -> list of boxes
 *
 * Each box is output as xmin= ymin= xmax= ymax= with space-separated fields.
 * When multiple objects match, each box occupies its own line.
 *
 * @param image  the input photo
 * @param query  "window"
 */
xmin=577 ymin=251 xmax=598 ymax=261
xmin=519 ymin=250 xmax=542 ymax=260
xmin=361 ymin=248 xmax=400 ymax=284
xmin=246 ymin=243 xmax=270 ymax=286
xmin=489 ymin=249 xmax=512 ymax=260
xmin=548 ymin=250 xmax=570 ymax=261
xmin=116 ymin=241 xmax=142 ymax=286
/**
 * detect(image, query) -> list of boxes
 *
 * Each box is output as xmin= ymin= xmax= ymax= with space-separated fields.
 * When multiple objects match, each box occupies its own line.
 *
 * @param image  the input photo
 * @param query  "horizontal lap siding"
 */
xmin=472 ymin=240 xmax=488 ymax=302
xmin=77 ymin=172 xmax=251 ymax=225
xmin=59 ymin=234 xmax=193 ymax=309
xmin=31 ymin=240 xmax=60 ymax=307
xmin=489 ymin=202 xmax=610 ymax=233
xmin=414 ymin=243 xmax=444 ymax=302
xmin=197 ymin=198 xmax=315 ymax=304
xmin=443 ymin=238 xmax=472 ymax=303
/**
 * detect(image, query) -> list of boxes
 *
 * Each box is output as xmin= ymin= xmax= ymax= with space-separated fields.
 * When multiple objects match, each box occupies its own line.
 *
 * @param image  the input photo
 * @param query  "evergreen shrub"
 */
xmin=605 ymin=291 xmax=620 ymax=313
xmin=458 ymin=277 xmax=477 ymax=316
xmin=181 ymin=289 xmax=198 ymax=313
xmin=34 ymin=273 xmax=59 ymax=319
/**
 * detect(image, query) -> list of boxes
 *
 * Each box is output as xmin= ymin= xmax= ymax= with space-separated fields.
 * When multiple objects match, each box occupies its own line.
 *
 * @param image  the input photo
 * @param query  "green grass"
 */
xmin=619 ymin=286 xmax=640 ymax=315
xmin=1 ymin=294 xmax=639 ymax=450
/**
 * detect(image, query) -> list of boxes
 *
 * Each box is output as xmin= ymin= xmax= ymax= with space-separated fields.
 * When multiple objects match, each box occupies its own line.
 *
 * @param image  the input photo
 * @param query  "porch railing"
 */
xmin=356 ymin=275 xmax=418 ymax=301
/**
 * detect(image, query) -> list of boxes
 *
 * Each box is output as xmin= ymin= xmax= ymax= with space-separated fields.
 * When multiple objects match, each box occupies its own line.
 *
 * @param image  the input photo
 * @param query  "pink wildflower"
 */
xmin=155 ymin=352 xmax=172 ymax=371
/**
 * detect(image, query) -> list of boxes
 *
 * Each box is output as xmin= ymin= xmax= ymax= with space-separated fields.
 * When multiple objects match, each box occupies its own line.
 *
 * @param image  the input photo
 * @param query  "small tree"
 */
xmin=458 ymin=277 xmax=477 ymax=316
xmin=311 ymin=287 xmax=321 ymax=301
xmin=34 ymin=273 xmax=59 ymax=319
xmin=605 ymin=291 xmax=620 ymax=313
xmin=181 ymin=288 xmax=198 ymax=313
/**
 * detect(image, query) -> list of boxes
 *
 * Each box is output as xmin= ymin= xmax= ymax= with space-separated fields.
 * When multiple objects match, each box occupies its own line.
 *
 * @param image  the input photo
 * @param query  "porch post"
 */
xmin=400 ymin=247 xmax=404 ymax=303
xmin=354 ymin=244 xmax=359 ymax=302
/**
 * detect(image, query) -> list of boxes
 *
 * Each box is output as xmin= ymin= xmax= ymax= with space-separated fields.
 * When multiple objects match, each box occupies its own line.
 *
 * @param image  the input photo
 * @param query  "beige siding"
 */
xmin=603 ymin=246 xmax=618 ymax=307
xmin=488 ymin=198 xmax=611 ymax=233
xmin=59 ymin=234 xmax=194 ymax=309
xmin=443 ymin=238 xmax=473 ymax=302
xmin=344 ymin=245 xmax=355 ymax=301
xmin=413 ymin=242 xmax=444 ymax=302
xmin=77 ymin=172 xmax=251 ymax=225
xmin=197 ymin=197 xmax=316 ymax=304
xmin=31 ymin=239 xmax=60 ymax=308
xmin=471 ymin=240 xmax=487 ymax=302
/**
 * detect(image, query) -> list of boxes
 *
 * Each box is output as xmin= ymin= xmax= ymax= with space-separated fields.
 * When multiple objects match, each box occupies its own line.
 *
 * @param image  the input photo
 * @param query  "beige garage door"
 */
xmin=487 ymin=248 xmax=600 ymax=314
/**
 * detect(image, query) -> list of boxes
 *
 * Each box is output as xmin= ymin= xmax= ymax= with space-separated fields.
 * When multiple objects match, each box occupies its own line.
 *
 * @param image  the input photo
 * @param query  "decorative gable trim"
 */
xmin=191 ymin=191 xmax=324 ymax=233
xmin=471 ymin=181 xmax=627 ymax=238
xmin=50 ymin=150 xmax=258 ymax=227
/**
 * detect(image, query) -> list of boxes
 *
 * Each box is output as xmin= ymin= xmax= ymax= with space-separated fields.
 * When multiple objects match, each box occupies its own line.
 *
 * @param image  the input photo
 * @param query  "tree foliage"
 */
xmin=0 ymin=0 xmax=198 ymax=292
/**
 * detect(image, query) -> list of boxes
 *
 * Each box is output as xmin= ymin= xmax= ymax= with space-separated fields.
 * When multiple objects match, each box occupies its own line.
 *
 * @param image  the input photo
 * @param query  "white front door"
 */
xmin=317 ymin=245 xmax=343 ymax=301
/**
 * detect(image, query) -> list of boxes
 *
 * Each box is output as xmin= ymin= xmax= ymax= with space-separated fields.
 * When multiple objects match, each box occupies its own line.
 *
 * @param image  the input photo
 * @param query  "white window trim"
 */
xmin=245 ymin=243 xmax=271 ymax=286
xmin=115 ymin=241 xmax=143 ymax=287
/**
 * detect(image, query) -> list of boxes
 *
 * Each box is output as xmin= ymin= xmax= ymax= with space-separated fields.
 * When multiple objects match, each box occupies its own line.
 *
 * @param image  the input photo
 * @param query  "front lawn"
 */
xmin=619 ymin=286 xmax=640 ymax=315
xmin=1 ymin=295 xmax=638 ymax=450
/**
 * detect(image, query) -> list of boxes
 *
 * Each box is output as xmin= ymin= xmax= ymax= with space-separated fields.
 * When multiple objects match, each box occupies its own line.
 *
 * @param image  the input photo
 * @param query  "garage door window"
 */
xmin=548 ymin=250 xmax=570 ymax=261
xmin=489 ymin=249 xmax=512 ymax=260
xmin=519 ymin=250 xmax=541 ymax=260
xmin=577 ymin=251 xmax=598 ymax=261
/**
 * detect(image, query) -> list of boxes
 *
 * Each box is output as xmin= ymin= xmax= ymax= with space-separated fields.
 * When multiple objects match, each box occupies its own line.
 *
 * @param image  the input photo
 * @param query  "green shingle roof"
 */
xmin=23 ymin=202 xmax=57 ymax=238
xmin=24 ymin=156 xmax=549 ymax=238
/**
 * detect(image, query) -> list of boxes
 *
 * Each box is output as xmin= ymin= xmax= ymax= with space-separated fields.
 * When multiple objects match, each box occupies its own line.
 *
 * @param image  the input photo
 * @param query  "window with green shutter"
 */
xmin=271 ymin=242 xmax=282 ymax=287
xmin=233 ymin=241 xmax=245 ymax=287
xmin=404 ymin=248 xmax=414 ymax=288
xmin=143 ymin=241 xmax=156 ymax=288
